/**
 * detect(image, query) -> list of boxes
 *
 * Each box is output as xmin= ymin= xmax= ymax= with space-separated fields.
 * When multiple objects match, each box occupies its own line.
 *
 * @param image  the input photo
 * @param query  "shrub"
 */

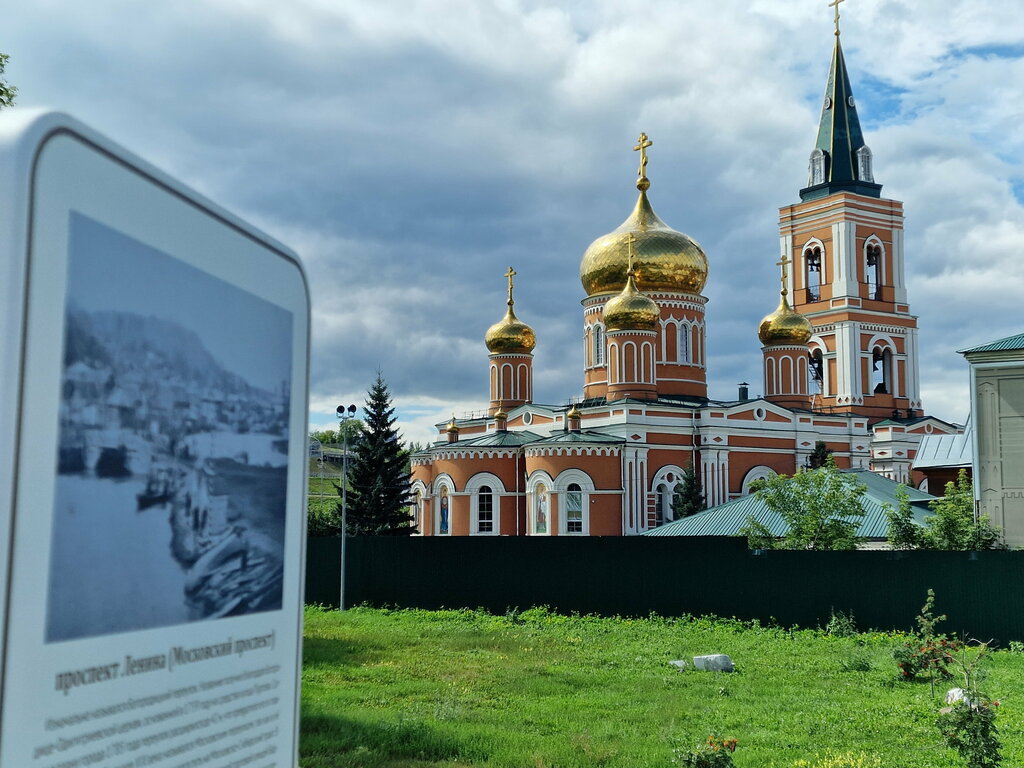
xmin=894 ymin=589 xmax=960 ymax=682
xmin=673 ymin=736 xmax=738 ymax=767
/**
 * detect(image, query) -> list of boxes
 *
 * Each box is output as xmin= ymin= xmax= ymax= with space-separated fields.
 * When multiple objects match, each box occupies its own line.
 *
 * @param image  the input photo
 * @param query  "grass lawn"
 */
xmin=300 ymin=606 xmax=1024 ymax=767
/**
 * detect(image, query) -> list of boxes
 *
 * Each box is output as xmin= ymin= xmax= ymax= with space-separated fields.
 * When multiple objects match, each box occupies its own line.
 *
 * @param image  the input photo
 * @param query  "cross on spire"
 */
xmin=776 ymin=254 xmax=791 ymax=297
xmin=504 ymin=266 xmax=516 ymax=305
xmin=633 ymin=132 xmax=652 ymax=190
xmin=829 ymin=0 xmax=845 ymax=36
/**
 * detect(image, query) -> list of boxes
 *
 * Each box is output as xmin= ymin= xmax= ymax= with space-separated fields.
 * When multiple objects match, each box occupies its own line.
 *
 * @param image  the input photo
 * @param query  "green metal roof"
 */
xmin=429 ymin=430 xmax=544 ymax=451
xmin=959 ymin=332 xmax=1024 ymax=355
xmin=644 ymin=469 xmax=935 ymax=539
xmin=528 ymin=429 xmax=624 ymax=445
xmin=800 ymin=37 xmax=882 ymax=202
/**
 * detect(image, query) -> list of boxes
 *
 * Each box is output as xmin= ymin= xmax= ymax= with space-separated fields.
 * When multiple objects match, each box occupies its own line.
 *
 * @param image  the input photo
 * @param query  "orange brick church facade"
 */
xmin=410 ymin=25 xmax=957 ymax=537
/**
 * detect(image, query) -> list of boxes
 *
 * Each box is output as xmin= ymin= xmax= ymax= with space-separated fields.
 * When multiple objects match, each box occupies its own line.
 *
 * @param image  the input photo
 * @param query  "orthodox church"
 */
xmin=410 ymin=16 xmax=959 ymax=537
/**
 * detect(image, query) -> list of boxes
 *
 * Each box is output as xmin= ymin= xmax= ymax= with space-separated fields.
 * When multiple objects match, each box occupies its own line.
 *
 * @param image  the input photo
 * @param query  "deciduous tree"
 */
xmin=740 ymin=456 xmax=866 ymax=550
xmin=885 ymin=470 xmax=1001 ymax=550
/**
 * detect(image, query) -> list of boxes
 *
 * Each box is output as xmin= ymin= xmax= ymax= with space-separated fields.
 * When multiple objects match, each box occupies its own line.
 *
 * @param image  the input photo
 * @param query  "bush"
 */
xmin=673 ymin=736 xmax=738 ymax=767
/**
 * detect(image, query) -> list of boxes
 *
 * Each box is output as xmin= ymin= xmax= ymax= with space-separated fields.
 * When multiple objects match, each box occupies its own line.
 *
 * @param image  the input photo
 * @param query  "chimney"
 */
xmin=738 ymin=382 xmax=749 ymax=401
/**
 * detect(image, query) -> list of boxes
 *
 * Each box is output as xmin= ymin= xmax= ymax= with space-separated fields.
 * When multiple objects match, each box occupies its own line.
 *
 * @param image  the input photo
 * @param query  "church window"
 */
xmin=808 ymin=148 xmax=826 ymax=186
xmin=856 ymin=146 xmax=874 ymax=182
xmin=411 ymin=490 xmax=421 ymax=532
xmin=804 ymin=246 xmax=822 ymax=302
xmin=679 ymin=322 xmax=691 ymax=363
xmin=565 ymin=484 xmax=583 ymax=533
xmin=809 ymin=349 xmax=824 ymax=394
xmin=476 ymin=485 xmax=494 ymax=534
xmin=593 ymin=324 xmax=605 ymax=366
xmin=871 ymin=346 xmax=892 ymax=395
xmin=865 ymin=241 xmax=883 ymax=300
xmin=654 ymin=483 xmax=675 ymax=526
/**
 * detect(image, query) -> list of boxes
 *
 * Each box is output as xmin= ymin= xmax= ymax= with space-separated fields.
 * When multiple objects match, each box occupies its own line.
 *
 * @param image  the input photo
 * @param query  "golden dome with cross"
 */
xmin=758 ymin=254 xmax=813 ymax=345
xmin=485 ymin=266 xmax=537 ymax=354
xmin=580 ymin=133 xmax=709 ymax=298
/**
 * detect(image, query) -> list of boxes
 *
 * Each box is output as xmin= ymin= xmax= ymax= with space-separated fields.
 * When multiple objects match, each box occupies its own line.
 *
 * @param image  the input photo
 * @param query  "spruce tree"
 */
xmin=671 ymin=462 xmax=705 ymax=519
xmin=342 ymin=373 xmax=416 ymax=535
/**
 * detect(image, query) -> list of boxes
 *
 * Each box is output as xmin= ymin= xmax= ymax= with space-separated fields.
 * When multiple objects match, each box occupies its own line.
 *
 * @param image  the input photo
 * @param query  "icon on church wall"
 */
xmin=46 ymin=213 xmax=293 ymax=642
xmin=439 ymin=489 xmax=450 ymax=534
xmin=535 ymin=485 xmax=548 ymax=534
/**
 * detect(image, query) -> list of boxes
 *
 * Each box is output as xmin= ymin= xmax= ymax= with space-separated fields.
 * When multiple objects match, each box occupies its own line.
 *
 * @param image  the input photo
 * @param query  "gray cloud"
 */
xmin=6 ymin=0 xmax=1023 ymax=445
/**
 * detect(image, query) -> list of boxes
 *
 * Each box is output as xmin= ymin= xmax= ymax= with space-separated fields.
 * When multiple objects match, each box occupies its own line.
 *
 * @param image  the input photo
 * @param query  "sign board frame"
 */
xmin=0 ymin=110 xmax=309 ymax=767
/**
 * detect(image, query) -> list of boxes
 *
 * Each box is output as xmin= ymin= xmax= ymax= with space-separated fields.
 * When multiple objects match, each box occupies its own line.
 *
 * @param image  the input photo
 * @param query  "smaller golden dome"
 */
xmin=604 ymin=270 xmax=660 ymax=332
xmin=758 ymin=295 xmax=812 ymax=345
xmin=445 ymin=416 xmax=459 ymax=434
xmin=485 ymin=306 xmax=536 ymax=354
xmin=485 ymin=266 xmax=536 ymax=354
xmin=494 ymin=409 xmax=508 ymax=420
xmin=566 ymin=405 xmax=581 ymax=420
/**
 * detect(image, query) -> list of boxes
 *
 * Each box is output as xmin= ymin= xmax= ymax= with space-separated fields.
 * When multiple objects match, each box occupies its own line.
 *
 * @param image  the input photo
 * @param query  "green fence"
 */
xmin=305 ymin=536 xmax=1024 ymax=641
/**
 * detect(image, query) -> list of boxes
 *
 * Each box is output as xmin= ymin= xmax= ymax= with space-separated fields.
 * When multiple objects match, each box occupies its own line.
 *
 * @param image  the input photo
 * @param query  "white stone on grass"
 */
xmin=693 ymin=654 xmax=734 ymax=672
xmin=669 ymin=660 xmax=688 ymax=669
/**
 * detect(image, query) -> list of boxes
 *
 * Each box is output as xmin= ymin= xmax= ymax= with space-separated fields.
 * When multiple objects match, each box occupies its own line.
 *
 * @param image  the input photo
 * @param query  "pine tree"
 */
xmin=671 ymin=462 xmax=705 ymax=519
xmin=0 ymin=53 xmax=17 ymax=109
xmin=342 ymin=373 xmax=416 ymax=535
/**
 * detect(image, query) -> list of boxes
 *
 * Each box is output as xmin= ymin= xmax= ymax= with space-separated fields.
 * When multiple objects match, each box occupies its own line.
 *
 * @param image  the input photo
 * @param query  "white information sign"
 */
xmin=0 ymin=111 xmax=309 ymax=768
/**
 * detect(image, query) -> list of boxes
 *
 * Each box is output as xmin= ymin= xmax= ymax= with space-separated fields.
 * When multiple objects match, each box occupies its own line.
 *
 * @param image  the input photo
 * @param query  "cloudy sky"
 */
xmin=6 ymin=0 xmax=1024 ymax=445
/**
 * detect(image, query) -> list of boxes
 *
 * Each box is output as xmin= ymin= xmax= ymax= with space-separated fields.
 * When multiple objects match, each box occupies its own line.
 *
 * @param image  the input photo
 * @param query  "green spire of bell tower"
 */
xmin=800 ymin=31 xmax=883 ymax=201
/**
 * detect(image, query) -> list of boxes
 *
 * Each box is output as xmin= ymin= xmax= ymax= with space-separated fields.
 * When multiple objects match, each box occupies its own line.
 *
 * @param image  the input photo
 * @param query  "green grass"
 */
xmin=300 ymin=606 xmax=1024 ymax=767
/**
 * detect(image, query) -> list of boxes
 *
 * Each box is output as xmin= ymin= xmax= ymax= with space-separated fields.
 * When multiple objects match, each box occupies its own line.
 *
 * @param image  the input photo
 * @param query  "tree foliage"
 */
xmin=671 ymin=462 xmax=705 ymax=519
xmin=309 ymin=419 xmax=363 ymax=446
xmin=805 ymin=440 xmax=832 ymax=469
xmin=343 ymin=373 xmax=416 ymax=535
xmin=740 ymin=457 xmax=867 ymax=550
xmin=0 ymin=53 xmax=16 ymax=109
xmin=885 ymin=470 xmax=1001 ymax=550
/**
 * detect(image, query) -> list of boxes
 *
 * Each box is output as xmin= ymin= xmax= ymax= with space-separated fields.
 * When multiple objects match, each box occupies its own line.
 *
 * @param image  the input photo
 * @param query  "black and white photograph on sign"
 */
xmin=46 ymin=212 xmax=293 ymax=643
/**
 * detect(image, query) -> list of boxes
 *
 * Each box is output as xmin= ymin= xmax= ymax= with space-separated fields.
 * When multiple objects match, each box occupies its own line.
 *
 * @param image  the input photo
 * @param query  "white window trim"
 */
xmin=466 ymin=472 xmax=505 ymax=536
xmin=527 ymin=471 xmax=555 ymax=536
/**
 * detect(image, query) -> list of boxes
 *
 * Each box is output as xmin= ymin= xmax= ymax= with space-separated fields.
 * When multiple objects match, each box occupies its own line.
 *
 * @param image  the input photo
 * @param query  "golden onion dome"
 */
xmin=445 ymin=416 xmax=459 ymax=434
xmin=485 ymin=266 xmax=536 ymax=354
xmin=758 ymin=294 xmax=813 ymax=345
xmin=580 ymin=135 xmax=708 ymax=297
xmin=604 ymin=270 xmax=660 ymax=332
xmin=566 ymin=404 xmax=581 ymax=420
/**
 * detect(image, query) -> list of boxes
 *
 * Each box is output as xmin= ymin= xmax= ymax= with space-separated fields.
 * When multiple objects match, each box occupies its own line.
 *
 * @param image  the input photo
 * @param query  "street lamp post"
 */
xmin=337 ymin=403 xmax=357 ymax=610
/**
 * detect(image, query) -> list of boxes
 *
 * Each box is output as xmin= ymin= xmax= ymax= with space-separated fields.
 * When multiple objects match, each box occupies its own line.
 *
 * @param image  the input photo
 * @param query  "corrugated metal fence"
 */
xmin=305 ymin=536 xmax=1024 ymax=641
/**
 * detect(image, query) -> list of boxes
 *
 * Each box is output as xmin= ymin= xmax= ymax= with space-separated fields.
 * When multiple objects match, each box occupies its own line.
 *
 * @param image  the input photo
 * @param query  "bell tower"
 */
xmin=778 ymin=3 xmax=921 ymax=421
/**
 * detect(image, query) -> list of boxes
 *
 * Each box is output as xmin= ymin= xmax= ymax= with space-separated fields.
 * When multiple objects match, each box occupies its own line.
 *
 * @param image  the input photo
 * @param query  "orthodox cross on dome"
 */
xmin=504 ymin=266 xmax=517 ymax=306
xmin=633 ymin=132 xmax=652 ymax=190
xmin=776 ymin=253 xmax=790 ymax=297
xmin=829 ymin=0 xmax=845 ymax=36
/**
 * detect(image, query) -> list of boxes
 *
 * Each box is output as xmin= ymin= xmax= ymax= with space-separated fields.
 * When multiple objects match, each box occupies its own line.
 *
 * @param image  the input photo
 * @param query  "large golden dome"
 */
xmin=604 ymin=271 xmax=659 ymax=332
xmin=758 ymin=295 xmax=812 ymax=345
xmin=580 ymin=189 xmax=708 ymax=297
xmin=485 ymin=266 xmax=536 ymax=354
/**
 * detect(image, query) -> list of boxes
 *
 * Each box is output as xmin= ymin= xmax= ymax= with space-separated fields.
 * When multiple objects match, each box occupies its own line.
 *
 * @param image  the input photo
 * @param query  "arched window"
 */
xmin=808 ymin=148 xmax=826 ymax=186
xmin=678 ymin=322 xmax=690 ymax=363
xmin=804 ymin=246 xmax=822 ymax=302
xmin=438 ymin=486 xmax=450 ymax=535
xmin=565 ymin=483 xmax=583 ymax=533
xmin=411 ymin=490 xmax=421 ymax=532
xmin=593 ymin=324 xmax=605 ymax=366
xmin=809 ymin=348 xmax=824 ymax=395
xmin=476 ymin=485 xmax=494 ymax=534
xmin=856 ymin=146 xmax=874 ymax=183
xmin=865 ymin=241 xmax=883 ymax=300
xmin=871 ymin=346 xmax=892 ymax=395
xmin=654 ymin=483 xmax=668 ymax=526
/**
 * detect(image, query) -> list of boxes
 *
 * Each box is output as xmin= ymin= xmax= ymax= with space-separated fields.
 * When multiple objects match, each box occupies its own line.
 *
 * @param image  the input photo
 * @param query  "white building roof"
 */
xmin=912 ymin=419 xmax=973 ymax=469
